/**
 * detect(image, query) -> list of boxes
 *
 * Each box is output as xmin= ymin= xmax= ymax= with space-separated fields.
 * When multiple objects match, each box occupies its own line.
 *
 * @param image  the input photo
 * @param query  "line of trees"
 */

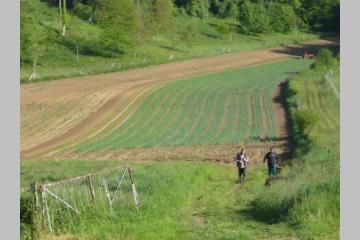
xmin=22 ymin=0 xmax=339 ymax=80
xmin=42 ymin=0 xmax=340 ymax=33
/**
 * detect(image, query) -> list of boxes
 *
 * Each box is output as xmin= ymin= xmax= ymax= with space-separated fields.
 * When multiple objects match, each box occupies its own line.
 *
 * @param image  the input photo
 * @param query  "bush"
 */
xmin=294 ymin=110 xmax=320 ymax=133
xmin=315 ymin=48 xmax=334 ymax=67
xmin=267 ymin=3 xmax=297 ymax=33
xmin=216 ymin=21 xmax=230 ymax=36
xmin=73 ymin=3 xmax=92 ymax=21
xmin=238 ymin=1 xmax=270 ymax=34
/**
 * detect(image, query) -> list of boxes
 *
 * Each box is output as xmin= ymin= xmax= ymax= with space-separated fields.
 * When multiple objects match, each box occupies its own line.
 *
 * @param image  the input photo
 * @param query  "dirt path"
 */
xmin=21 ymin=39 xmax=338 ymax=160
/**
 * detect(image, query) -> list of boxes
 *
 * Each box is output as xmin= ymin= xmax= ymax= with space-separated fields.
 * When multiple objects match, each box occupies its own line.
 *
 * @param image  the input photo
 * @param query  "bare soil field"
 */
xmin=37 ymin=143 xmax=288 ymax=165
xmin=21 ymin=39 xmax=338 ymax=160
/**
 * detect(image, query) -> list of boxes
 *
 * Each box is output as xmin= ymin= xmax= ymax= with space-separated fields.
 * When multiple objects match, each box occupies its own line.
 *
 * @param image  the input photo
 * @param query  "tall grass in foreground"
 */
xmin=252 ymin=49 xmax=340 ymax=239
xmin=21 ymin=160 xmax=307 ymax=240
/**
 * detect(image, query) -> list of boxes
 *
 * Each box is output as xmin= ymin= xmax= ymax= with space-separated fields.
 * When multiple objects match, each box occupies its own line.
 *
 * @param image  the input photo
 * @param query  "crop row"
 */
xmin=77 ymin=60 xmax=313 ymax=151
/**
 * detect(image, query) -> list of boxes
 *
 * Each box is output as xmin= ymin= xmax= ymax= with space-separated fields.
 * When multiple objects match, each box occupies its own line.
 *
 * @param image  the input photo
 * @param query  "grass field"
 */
xmin=21 ymin=0 xmax=319 ymax=83
xmin=21 ymin=160 xmax=311 ymax=240
xmin=76 ymin=60 xmax=312 ymax=152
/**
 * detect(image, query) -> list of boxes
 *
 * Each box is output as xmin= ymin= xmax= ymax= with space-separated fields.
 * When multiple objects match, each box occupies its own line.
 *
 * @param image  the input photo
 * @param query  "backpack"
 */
xmin=236 ymin=153 xmax=247 ymax=168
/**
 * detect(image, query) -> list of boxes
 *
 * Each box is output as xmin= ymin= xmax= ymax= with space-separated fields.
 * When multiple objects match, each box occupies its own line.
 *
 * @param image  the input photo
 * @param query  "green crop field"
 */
xmin=76 ymin=60 xmax=312 ymax=152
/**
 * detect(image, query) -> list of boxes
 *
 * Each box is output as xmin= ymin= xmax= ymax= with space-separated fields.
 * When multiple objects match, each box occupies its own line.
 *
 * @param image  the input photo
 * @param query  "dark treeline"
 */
xmin=42 ymin=0 xmax=339 ymax=34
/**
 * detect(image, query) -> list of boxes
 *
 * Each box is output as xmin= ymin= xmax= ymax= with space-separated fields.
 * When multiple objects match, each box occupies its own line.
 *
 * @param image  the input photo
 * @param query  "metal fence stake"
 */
xmin=128 ymin=167 xmax=140 ymax=209
xmin=41 ymin=188 xmax=53 ymax=233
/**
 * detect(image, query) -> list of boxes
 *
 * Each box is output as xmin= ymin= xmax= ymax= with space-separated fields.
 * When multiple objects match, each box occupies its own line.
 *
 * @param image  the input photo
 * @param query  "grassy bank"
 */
xmin=251 ymin=49 xmax=340 ymax=239
xmin=21 ymin=0 xmax=319 ymax=83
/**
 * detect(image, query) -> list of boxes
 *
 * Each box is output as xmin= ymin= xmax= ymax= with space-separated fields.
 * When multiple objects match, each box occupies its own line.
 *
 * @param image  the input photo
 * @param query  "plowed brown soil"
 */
xmin=21 ymin=39 xmax=338 ymax=160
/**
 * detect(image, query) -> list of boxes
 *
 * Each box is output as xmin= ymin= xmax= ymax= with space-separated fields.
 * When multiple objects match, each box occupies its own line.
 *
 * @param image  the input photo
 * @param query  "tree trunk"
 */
xmin=113 ymin=40 xmax=117 ymax=57
xmin=61 ymin=24 xmax=66 ymax=36
xmin=29 ymin=53 xmax=37 ymax=81
xmin=75 ymin=41 xmax=79 ymax=62
xmin=60 ymin=0 xmax=67 ymax=36
xmin=59 ymin=0 xmax=62 ymax=28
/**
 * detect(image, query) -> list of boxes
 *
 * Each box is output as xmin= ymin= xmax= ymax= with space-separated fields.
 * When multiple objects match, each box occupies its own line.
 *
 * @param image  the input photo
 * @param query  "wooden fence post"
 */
xmin=30 ymin=182 xmax=39 ymax=209
xmin=87 ymin=175 xmax=96 ymax=201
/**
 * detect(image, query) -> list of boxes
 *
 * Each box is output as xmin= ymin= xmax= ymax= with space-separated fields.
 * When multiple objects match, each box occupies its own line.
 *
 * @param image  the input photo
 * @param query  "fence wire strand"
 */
xmin=34 ymin=164 xmax=138 ymax=234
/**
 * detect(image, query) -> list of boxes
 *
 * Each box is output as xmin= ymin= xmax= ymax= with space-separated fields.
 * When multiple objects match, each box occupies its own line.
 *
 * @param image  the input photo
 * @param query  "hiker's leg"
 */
xmin=270 ymin=167 xmax=276 ymax=178
xmin=239 ymin=168 xmax=243 ymax=184
xmin=243 ymin=168 xmax=246 ymax=184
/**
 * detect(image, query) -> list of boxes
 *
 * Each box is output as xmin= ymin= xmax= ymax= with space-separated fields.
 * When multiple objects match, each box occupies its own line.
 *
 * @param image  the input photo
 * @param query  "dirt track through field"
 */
xmin=21 ymin=39 xmax=338 ymax=160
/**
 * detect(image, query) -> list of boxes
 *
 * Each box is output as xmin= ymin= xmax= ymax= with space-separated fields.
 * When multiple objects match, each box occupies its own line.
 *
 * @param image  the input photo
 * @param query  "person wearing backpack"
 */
xmin=234 ymin=148 xmax=249 ymax=184
xmin=263 ymin=147 xmax=279 ymax=178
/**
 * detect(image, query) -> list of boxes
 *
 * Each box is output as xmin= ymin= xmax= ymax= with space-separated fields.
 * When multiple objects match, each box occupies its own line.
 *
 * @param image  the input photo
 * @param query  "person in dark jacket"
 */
xmin=234 ymin=148 xmax=249 ymax=184
xmin=263 ymin=147 xmax=279 ymax=178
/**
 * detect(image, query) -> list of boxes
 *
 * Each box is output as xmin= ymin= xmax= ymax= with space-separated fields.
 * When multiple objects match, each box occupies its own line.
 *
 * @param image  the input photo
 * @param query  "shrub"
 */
xmin=267 ymin=3 xmax=297 ymax=33
xmin=238 ymin=1 xmax=270 ymax=34
xmin=216 ymin=21 xmax=230 ymax=36
xmin=73 ymin=3 xmax=92 ymax=21
xmin=294 ymin=110 xmax=320 ymax=134
xmin=315 ymin=48 xmax=334 ymax=67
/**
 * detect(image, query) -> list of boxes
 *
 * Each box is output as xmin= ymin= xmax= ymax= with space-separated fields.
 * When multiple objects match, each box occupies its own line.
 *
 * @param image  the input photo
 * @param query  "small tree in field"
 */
xmin=149 ymin=0 xmax=175 ymax=35
xmin=59 ymin=0 xmax=68 ymax=36
xmin=181 ymin=23 xmax=200 ymax=54
xmin=67 ymin=27 xmax=83 ymax=62
xmin=22 ymin=17 xmax=46 ymax=81
xmin=98 ymin=0 xmax=137 ymax=57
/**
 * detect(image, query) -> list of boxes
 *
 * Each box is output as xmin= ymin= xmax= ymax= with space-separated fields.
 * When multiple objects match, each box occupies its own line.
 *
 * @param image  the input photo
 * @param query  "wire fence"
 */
xmin=29 ymin=163 xmax=140 ymax=235
xmin=324 ymin=68 xmax=340 ymax=101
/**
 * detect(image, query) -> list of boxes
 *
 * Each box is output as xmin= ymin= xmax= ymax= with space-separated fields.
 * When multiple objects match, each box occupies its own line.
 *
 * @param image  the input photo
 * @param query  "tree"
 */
xmin=238 ymin=1 xmax=270 ymax=34
xmin=218 ymin=0 xmax=238 ymax=19
xmin=267 ymin=3 xmax=297 ymax=33
xmin=298 ymin=0 xmax=340 ymax=32
xmin=21 ymin=16 xmax=46 ymax=81
xmin=59 ymin=0 xmax=68 ymax=36
xmin=98 ymin=0 xmax=137 ymax=56
xmin=181 ymin=23 xmax=200 ymax=53
xmin=216 ymin=21 xmax=236 ymax=41
xmin=189 ymin=0 xmax=210 ymax=19
xmin=150 ymin=0 xmax=176 ymax=35
xmin=67 ymin=26 xmax=83 ymax=62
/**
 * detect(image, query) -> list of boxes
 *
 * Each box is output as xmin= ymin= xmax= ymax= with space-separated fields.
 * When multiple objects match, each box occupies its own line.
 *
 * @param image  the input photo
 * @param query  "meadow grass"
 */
xmin=20 ymin=0 xmax=319 ymax=83
xmin=21 ymin=160 xmax=315 ymax=240
xmin=75 ymin=60 xmax=312 ymax=151
xmin=251 ymin=54 xmax=340 ymax=239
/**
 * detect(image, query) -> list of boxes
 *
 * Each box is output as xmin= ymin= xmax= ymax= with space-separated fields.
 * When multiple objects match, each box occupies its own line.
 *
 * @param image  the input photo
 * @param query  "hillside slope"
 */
xmin=20 ymin=0 xmax=319 ymax=82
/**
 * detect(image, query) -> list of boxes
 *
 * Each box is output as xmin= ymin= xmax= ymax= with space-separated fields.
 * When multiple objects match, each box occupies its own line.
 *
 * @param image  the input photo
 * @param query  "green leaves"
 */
xmin=238 ymin=1 xmax=270 ymax=34
xmin=98 ymin=0 xmax=137 ymax=56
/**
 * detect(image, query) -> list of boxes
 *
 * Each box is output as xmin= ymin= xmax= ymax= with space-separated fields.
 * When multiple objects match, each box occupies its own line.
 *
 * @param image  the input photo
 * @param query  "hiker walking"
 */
xmin=263 ymin=147 xmax=279 ymax=179
xmin=234 ymin=149 xmax=248 ymax=184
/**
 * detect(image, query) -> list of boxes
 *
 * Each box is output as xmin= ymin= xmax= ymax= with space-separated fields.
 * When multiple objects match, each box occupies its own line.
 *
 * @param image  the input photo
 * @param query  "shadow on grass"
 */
xmin=201 ymin=32 xmax=223 ymax=40
xmin=270 ymin=38 xmax=340 ymax=58
xmin=156 ymin=44 xmax=187 ymax=53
